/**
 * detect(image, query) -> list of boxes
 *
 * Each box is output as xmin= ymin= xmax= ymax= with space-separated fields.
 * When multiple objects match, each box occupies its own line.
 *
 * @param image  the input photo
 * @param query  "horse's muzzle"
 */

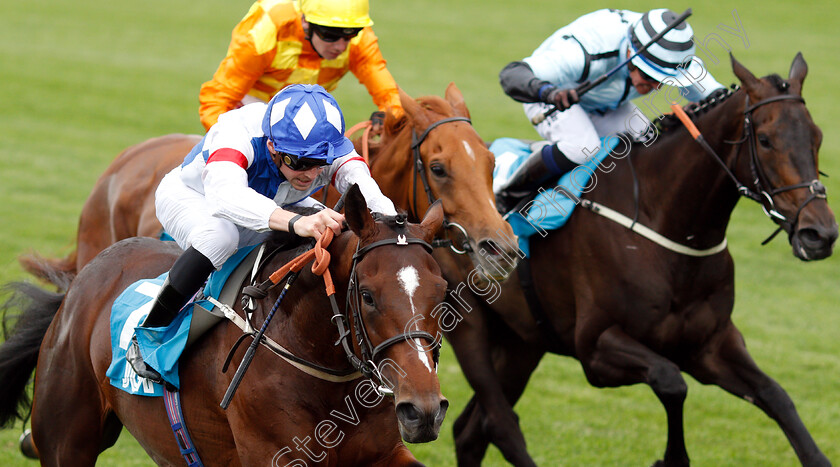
xmin=474 ymin=238 xmax=520 ymax=281
xmin=395 ymin=398 xmax=449 ymax=443
xmin=791 ymin=223 xmax=838 ymax=261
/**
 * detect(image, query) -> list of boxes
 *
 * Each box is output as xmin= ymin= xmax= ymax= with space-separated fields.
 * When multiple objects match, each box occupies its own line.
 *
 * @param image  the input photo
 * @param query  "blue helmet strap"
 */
xmin=300 ymin=140 xmax=335 ymax=161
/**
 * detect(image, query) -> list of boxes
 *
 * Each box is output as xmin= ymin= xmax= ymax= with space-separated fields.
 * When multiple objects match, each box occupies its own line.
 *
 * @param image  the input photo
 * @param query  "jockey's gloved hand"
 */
xmin=370 ymin=111 xmax=386 ymax=131
xmin=545 ymin=88 xmax=579 ymax=111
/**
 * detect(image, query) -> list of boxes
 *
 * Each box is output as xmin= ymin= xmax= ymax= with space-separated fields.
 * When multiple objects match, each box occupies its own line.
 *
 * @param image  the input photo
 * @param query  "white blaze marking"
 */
xmin=397 ymin=266 xmax=420 ymax=308
xmin=397 ymin=266 xmax=433 ymax=372
xmin=462 ymin=140 xmax=476 ymax=160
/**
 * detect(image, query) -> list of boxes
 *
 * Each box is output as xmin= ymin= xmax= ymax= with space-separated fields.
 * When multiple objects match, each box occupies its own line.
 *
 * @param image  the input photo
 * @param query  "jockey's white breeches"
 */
xmin=155 ymin=167 xmax=270 ymax=269
xmin=523 ymin=101 xmax=652 ymax=164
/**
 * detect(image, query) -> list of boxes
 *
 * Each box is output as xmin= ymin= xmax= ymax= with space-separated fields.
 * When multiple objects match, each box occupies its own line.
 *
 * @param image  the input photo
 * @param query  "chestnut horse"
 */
xmin=448 ymin=54 xmax=837 ymax=466
xmin=0 ymin=185 xmax=450 ymax=466
xmin=19 ymin=85 xmax=520 ymax=292
xmin=327 ymin=83 xmax=520 ymax=283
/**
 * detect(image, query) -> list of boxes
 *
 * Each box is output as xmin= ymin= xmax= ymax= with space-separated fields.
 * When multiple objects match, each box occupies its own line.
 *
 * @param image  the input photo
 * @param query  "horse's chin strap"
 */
xmin=410 ymin=116 xmax=474 ymax=254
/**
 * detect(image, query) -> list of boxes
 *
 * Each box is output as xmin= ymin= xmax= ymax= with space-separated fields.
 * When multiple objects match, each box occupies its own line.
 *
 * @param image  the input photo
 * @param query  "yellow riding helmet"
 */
xmin=300 ymin=0 xmax=373 ymax=28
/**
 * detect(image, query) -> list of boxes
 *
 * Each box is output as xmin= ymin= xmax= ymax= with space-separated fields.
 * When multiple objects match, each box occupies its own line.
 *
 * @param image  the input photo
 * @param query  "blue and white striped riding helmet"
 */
xmin=262 ymin=84 xmax=354 ymax=164
xmin=627 ymin=9 xmax=701 ymax=83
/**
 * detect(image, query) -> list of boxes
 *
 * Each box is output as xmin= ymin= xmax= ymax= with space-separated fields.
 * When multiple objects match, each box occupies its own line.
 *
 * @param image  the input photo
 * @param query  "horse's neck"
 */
xmin=622 ymin=94 xmax=747 ymax=245
xmin=369 ymin=128 xmax=423 ymax=220
xmin=267 ymin=237 xmax=358 ymax=370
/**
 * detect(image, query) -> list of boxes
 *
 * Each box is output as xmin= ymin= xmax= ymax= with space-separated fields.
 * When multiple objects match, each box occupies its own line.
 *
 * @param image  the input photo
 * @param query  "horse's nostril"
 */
xmin=438 ymin=399 xmax=450 ymax=418
xmin=396 ymin=402 xmax=421 ymax=423
xmin=478 ymin=239 xmax=504 ymax=258
xmin=798 ymin=228 xmax=826 ymax=248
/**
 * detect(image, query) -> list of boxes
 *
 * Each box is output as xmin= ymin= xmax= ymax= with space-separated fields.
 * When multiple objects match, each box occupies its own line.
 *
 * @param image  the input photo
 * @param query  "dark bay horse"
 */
xmin=0 ymin=185 xmax=450 ymax=466
xmin=18 ymin=133 xmax=200 ymax=288
xmin=448 ymin=53 xmax=837 ymax=466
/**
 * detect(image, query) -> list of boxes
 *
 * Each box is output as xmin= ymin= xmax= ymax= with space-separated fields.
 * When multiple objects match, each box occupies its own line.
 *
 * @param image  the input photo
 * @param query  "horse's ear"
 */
xmin=730 ymin=53 xmax=760 ymax=92
xmin=344 ymin=184 xmax=375 ymax=237
xmin=445 ymin=82 xmax=471 ymax=119
xmin=399 ymin=87 xmax=431 ymax=129
xmin=419 ymin=200 xmax=445 ymax=242
xmin=788 ymin=52 xmax=807 ymax=95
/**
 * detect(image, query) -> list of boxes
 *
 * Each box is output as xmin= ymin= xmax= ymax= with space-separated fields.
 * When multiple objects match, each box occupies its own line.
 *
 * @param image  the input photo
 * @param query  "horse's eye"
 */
xmin=757 ymin=134 xmax=773 ymax=149
xmin=429 ymin=163 xmax=447 ymax=177
xmin=360 ymin=290 xmax=375 ymax=307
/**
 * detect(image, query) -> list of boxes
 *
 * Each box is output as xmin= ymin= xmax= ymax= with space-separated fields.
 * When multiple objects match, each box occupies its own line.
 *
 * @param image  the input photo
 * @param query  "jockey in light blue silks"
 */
xmin=495 ymin=8 xmax=726 ymax=212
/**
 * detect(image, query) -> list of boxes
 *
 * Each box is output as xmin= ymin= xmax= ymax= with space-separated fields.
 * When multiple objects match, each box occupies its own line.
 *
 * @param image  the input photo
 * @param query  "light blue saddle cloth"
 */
xmin=106 ymin=245 xmax=257 ymax=396
xmin=490 ymin=137 xmax=618 ymax=257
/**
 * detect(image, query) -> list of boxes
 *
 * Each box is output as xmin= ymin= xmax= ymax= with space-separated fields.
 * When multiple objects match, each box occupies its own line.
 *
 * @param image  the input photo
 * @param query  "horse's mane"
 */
xmin=371 ymin=211 xmax=412 ymax=233
xmin=384 ymin=95 xmax=453 ymax=137
xmin=653 ymin=84 xmax=740 ymax=135
xmin=261 ymin=207 xmax=413 ymax=254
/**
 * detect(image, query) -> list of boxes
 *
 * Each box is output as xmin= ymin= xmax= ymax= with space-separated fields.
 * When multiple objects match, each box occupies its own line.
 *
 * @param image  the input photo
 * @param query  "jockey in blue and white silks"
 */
xmin=127 ymin=84 xmax=396 ymax=386
xmin=159 ymin=85 xmax=395 ymax=267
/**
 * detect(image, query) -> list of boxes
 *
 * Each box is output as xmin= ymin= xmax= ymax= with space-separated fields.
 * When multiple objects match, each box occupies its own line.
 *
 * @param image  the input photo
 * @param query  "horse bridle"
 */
xmin=335 ymin=228 xmax=441 ymax=395
xmin=712 ymin=91 xmax=826 ymax=244
xmin=233 ymin=229 xmax=441 ymax=396
xmin=410 ymin=116 xmax=474 ymax=254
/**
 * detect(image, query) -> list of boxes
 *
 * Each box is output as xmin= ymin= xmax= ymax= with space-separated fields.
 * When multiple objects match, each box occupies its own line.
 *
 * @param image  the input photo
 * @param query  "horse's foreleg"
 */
xmin=447 ymin=304 xmax=540 ymax=467
xmin=581 ymin=325 xmax=690 ymax=467
xmin=687 ymin=323 xmax=830 ymax=467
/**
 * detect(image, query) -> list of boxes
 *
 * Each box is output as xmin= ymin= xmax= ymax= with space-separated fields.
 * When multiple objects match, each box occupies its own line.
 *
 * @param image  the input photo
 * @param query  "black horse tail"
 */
xmin=0 ymin=282 xmax=64 ymax=428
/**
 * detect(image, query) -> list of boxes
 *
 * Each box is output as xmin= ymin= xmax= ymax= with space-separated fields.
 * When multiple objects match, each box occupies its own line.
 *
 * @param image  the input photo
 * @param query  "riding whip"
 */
xmin=531 ymin=8 xmax=693 ymax=125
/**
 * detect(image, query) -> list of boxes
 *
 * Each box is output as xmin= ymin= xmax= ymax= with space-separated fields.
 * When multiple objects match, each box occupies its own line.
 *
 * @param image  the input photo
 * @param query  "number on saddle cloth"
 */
xmin=489 ymin=137 xmax=619 ymax=257
xmin=105 ymin=244 xmax=262 ymax=395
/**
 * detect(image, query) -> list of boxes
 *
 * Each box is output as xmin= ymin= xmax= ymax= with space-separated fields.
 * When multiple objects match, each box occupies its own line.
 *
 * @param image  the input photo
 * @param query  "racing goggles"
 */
xmin=628 ymin=62 xmax=659 ymax=84
xmin=311 ymin=24 xmax=362 ymax=43
xmin=281 ymin=152 xmax=329 ymax=171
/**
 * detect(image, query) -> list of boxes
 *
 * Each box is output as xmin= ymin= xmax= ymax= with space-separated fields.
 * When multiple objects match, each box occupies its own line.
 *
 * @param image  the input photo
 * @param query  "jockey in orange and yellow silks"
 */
xmin=199 ymin=0 xmax=401 ymax=131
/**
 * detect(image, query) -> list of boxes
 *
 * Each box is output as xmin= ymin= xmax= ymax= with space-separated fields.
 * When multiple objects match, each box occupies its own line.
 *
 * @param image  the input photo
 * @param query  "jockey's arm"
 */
xmin=349 ymin=28 xmax=403 ymax=117
xmin=203 ymin=160 xmax=343 ymax=238
xmin=329 ymin=152 xmax=397 ymax=215
xmin=499 ymin=61 xmax=557 ymax=104
xmin=202 ymin=160 xmax=280 ymax=232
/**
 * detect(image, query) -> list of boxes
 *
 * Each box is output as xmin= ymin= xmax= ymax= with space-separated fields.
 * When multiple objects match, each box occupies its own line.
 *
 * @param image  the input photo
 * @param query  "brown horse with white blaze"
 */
xmin=0 ymin=185 xmax=450 ymax=466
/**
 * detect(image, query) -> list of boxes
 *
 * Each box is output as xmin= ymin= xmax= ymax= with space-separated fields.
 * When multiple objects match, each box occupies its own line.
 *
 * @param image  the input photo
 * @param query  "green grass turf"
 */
xmin=1 ymin=0 xmax=838 ymax=465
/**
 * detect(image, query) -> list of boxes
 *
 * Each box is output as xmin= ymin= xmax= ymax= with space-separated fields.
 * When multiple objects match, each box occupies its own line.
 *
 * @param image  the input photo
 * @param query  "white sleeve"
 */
xmin=523 ymin=35 xmax=587 ymax=89
xmin=330 ymin=153 xmax=397 ymax=215
xmin=202 ymin=161 xmax=279 ymax=232
xmin=290 ymin=196 xmax=327 ymax=210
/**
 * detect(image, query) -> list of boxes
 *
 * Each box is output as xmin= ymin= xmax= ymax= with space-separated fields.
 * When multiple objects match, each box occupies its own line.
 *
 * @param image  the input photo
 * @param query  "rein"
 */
xmin=225 ymin=227 xmax=439 ymax=400
xmin=671 ymin=92 xmax=826 ymax=245
xmin=410 ymin=116 xmax=474 ymax=254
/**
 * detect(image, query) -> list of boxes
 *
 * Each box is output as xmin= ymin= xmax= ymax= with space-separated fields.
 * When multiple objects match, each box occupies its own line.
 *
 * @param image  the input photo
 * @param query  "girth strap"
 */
xmin=163 ymin=388 xmax=204 ymax=467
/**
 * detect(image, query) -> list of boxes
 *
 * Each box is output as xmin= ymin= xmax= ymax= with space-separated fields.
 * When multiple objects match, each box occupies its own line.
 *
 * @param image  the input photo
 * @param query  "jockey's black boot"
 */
xmin=126 ymin=247 xmax=215 ymax=386
xmin=495 ymin=144 xmax=578 ymax=214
